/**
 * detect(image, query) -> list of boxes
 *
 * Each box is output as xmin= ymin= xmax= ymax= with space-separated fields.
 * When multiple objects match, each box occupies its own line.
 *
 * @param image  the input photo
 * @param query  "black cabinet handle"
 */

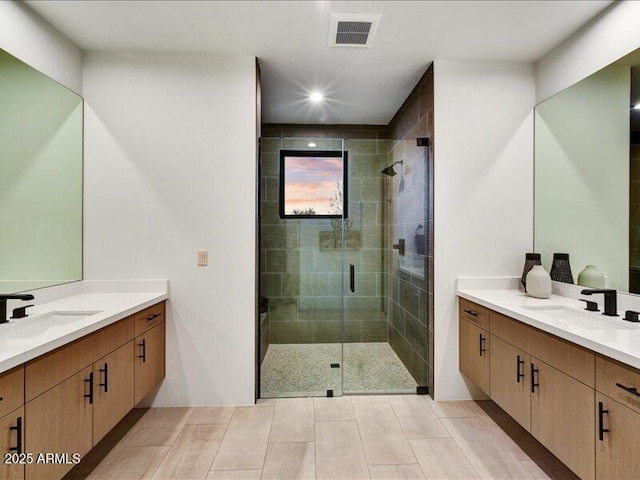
xmin=138 ymin=339 xmax=147 ymax=363
xmin=84 ymin=372 xmax=94 ymax=404
xmin=530 ymin=363 xmax=539 ymax=393
xmin=147 ymin=313 xmax=161 ymax=321
xmin=463 ymin=309 xmax=478 ymax=317
xmin=349 ymin=264 xmax=355 ymax=293
xmin=9 ymin=417 xmax=22 ymax=455
xmin=616 ymin=383 xmax=640 ymax=397
xmin=99 ymin=362 xmax=109 ymax=393
xmin=598 ymin=401 xmax=610 ymax=441
xmin=479 ymin=334 xmax=486 ymax=357
xmin=516 ymin=355 xmax=525 ymax=383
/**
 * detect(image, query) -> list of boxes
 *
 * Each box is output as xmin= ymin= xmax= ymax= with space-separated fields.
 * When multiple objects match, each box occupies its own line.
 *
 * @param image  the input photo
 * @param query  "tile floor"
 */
xmin=76 ymin=395 xmax=575 ymax=480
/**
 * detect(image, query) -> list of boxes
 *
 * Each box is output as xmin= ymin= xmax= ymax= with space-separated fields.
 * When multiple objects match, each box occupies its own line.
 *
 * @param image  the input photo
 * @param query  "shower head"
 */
xmin=381 ymin=166 xmax=397 ymax=177
xmin=381 ymin=160 xmax=403 ymax=177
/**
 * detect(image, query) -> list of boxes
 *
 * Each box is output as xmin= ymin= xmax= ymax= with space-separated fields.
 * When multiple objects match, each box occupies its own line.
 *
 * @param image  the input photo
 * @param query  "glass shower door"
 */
xmin=259 ymin=137 xmax=345 ymax=398
xmin=342 ymin=135 xmax=425 ymax=394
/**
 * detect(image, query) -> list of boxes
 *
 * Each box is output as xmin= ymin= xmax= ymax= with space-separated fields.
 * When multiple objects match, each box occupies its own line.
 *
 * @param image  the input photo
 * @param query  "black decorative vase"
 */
xmin=550 ymin=253 xmax=574 ymax=284
xmin=521 ymin=253 xmax=542 ymax=288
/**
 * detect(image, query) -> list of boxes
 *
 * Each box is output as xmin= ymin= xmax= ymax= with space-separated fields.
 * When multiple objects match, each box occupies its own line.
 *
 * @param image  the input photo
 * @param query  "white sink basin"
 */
xmin=0 ymin=311 xmax=102 ymax=343
xmin=521 ymin=305 xmax=633 ymax=330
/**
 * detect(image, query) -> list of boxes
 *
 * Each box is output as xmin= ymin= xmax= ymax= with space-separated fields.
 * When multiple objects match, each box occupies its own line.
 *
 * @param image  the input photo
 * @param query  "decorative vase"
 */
xmin=521 ymin=253 xmax=542 ymax=289
xmin=578 ymin=265 xmax=605 ymax=289
xmin=526 ymin=265 xmax=552 ymax=299
xmin=550 ymin=253 xmax=574 ymax=284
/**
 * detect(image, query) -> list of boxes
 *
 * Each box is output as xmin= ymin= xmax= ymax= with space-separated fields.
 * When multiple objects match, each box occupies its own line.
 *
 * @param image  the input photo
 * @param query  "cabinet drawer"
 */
xmin=596 ymin=355 xmax=640 ymax=414
xmin=490 ymin=311 xmax=530 ymax=352
xmin=459 ymin=298 xmax=490 ymax=330
xmin=26 ymin=317 xmax=134 ymax=401
xmin=0 ymin=366 xmax=24 ymax=418
xmin=134 ymin=302 xmax=165 ymax=337
xmin=491 ymin=311 xmax=594 ymax=387
xmin=528 ymin=326 xmax=594 ymax=387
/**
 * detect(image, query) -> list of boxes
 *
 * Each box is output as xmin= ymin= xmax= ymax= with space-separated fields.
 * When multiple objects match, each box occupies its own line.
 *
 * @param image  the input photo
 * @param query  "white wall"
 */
xmin=433 ymin=60 xmax=535 ymax=400
xmin=83 ymin=52 xmax=257 ymax=405
xmin=535 ymin=65 xmax=630 ymax=290
xmin=0 ymin=1 xmax=81 ymax=94
xmin=536 ymin=0 xmax=640 ymax=103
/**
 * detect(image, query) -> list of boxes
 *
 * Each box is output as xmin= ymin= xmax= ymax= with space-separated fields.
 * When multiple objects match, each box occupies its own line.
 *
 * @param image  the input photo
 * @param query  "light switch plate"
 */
xmin=197 ymin=250 xmax=208 ymax=266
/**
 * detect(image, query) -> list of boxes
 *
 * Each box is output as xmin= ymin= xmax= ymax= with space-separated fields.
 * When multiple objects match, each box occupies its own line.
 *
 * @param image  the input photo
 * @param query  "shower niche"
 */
xmin=259 ymin=132 xmax=431 ymax=398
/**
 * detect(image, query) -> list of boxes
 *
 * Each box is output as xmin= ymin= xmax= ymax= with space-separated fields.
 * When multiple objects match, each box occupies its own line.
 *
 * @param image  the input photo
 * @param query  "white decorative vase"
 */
xmin=578 ymin=265 xmax=605 ymax=289
xmin=526 ymin=265 xmax=552 ymax=299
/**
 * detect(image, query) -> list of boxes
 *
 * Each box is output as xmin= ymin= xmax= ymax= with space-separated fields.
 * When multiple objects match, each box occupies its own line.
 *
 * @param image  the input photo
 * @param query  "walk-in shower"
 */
xmin=258 ymin=133 xmax=431 ymax=398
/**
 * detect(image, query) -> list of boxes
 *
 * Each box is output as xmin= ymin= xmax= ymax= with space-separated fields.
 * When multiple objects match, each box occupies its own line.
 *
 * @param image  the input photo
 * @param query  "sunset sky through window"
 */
xmin=283 ymin=155 xmax=343 ymax=214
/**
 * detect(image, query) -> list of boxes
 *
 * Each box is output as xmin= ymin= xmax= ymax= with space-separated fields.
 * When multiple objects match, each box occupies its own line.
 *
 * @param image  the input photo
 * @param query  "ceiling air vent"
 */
xmin=328 ymin=13 xmax=381 ymax=48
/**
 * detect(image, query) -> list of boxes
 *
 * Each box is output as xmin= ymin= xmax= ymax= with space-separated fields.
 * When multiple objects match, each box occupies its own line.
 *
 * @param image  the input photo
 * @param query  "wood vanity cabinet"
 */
xmin=0 ymin=367 xmax=25 ymax=419
xmin=594 ymin=355 xmax=640 ymax=479
xmin=25 ymin=367 xmax=93 ymax=480
xmin=135 ymin=321 xmax=166 ymax=404
xmin=595 ymin=392 xmax=640 ymax=479
xmin=530 ymin=358 xmax=595 ymax=480
xmin=0 ymin=407 xmax=24 ymax=480
xmin=459 ymin=298 xmax=596 ymax=479
xmin=489 ymin=335 xmax=530 ymax=430
xmin=459 ymin=319 xmax=490 ymax=395
xmin=93 ymin=341 xmax=135 ymax=445
xmin=12 ymin=300 xmax=167 ymax=480
xmin=0 ymin=366 xmax=25 ymax=480
xmin=459 ymin=298 xmax=491 ymax=394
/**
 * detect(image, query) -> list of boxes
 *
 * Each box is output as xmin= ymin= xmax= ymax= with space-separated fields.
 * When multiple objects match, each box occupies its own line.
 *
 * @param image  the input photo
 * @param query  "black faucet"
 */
xmin=0 ymin=294 xmax=35 ymax=324
xmin=581 ymin=289 xmax=617 ymax=316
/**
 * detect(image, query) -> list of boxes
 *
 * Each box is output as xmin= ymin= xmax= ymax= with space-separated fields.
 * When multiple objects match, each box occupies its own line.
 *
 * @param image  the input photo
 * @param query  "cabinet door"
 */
xmin=530 ymin=358 xmax=595 ymax=480
xmin=134 ymin=322 xmax=165 ymax=405
xmin=93 ymin=341 xmax=135 ymax=445
xmin=459 ymin=319 xmax=490 ymax=395
xmin=596 ymin=393 xmax=640 ymax=479
xmin=0 ymin=407 xmax=24 ymax=480
xmin=490 ymin=335 xmax=530 ymax=430
xmin=25 ymin=367 xmax=93 ymax=480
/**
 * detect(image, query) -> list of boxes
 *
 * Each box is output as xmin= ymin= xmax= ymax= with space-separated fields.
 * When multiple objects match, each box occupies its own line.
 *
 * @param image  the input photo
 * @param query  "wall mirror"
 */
xmin=0 ymin=48 xmax=83 ymax=294
xmin=534 ymin=46 xmax=640 ymax=293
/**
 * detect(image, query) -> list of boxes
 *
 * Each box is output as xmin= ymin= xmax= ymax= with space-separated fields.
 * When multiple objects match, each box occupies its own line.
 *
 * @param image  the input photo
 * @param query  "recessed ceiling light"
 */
xmin=634 ymin=104 xmax=640 ymax=110
xmin=309 ymin=92 xmax=324 ymax=103
xmin=308 ymin=142 xmax=317 ymax=148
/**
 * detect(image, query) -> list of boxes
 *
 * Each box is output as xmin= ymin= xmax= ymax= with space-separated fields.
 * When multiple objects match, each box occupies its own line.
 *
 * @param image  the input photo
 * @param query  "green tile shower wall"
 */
xmin=259 ymin=128 xmax=389 ymax=345
xmin=386 ymin=64 xmax=434 ymax=390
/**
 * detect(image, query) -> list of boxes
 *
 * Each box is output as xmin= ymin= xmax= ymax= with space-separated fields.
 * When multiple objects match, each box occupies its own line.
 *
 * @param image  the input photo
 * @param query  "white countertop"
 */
xmin=0 ymin=288 xmax=168 ymax=374
xmin=457 ymin=288 xmax=640 ymax=369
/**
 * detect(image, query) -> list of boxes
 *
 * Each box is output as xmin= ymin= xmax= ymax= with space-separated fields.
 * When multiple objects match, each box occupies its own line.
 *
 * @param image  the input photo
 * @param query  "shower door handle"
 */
xmin=350 ymin=265 xmax=355 ymax=293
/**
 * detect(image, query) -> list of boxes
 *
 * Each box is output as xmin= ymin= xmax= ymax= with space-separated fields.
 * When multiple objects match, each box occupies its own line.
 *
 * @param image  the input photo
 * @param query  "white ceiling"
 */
xmin=26 ymin=0 xmax=613 ymax=124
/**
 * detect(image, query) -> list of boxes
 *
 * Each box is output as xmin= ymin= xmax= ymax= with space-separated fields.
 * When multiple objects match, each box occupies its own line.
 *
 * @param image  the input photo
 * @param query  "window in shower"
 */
xmin=279 ymin=150 xmax=348 ymax=218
